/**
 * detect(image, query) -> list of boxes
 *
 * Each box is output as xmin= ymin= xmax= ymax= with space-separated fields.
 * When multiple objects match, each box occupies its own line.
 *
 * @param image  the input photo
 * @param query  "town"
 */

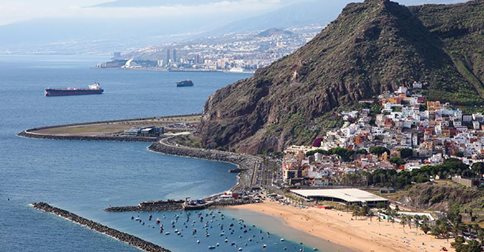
xmin=98 ymin=26 xmax=322 ymax=73
xmin=281 ymin=82 xmax=483 ymax=189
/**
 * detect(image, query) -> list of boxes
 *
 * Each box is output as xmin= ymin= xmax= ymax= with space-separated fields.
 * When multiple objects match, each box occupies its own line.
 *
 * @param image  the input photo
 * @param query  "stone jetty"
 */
xmin=32 ymin=202 xmax=170 ymax=252
xmin=106 ymin=200 xmax=185 ymax=212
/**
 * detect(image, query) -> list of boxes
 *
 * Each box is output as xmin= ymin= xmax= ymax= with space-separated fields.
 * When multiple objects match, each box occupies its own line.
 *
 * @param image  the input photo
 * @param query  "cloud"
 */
xmin=0 ymin=0 xmax=283 ymax=26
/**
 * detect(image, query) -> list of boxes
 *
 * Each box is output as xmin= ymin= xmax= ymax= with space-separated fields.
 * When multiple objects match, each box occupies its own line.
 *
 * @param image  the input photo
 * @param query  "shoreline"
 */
xmin=148 ymin=137 xmax=260 ymax=192
xmin=228 ymin=201 xmax=454 ymax=252
xmin=19 ymin=116 xmax=266 ymax=251
xmin=31 ymin=202 xmax=170 ymax=252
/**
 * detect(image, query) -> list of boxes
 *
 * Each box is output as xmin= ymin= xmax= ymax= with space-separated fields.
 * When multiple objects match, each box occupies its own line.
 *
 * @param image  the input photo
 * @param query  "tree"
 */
xmin=414 ymin=215 xmax=421 ymax=230
xmin=390 ymin=157 xmax=405 ymax=166
xmin=421 ymin=216 xmax=431 ymax=234
xmin=400 ymin=148 xmax=413 ymax=159
xmin=368 ymin=211 xmax=375 ymax=222
xmin=451 ymin=236 xmax=465 ymax=251
xmin=465 ymin=240 xmax=482 ymax=252
xmin=329 ymin=147 xmax=354 ymax=162
xmin=369 ymin=146 xmax=390 ymax=156
xmin=421 ymin=223 xmax=431 ymax=234
xmin=400 ymin=215 xmax=407 ymax=232
xmin=471 ymin=162 xmax=483 ymax=176
xmin=406 ymin=215 xmax=413 ymax=229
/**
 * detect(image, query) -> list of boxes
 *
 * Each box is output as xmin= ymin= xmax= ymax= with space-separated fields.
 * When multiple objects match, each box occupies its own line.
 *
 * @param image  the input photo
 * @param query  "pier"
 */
xmin=32 ymin=202 xmax=171 ymax=252
xmin=18 ymin=114 xmax=201 ymax=142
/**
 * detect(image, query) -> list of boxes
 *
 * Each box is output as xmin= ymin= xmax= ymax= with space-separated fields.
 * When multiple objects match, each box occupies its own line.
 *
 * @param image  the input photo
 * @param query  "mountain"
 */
xmin=198 ymin=0 xmax=484 ymax=154
xmin=257 ymin=28 xmax=294 ymax=37
xmin=211 ymin=0 xmax=348 ymax=35
xmin=93 ymin=0 xmax=219 ymax=7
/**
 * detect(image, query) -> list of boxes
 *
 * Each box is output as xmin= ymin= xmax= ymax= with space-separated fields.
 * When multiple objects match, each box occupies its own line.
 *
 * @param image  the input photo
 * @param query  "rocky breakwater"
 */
xmin=106 ymin=200 xmax=184 ymax=212
xmin=149 ymin=137 xmax=262 ymax=192
xmin=32 ymin=202 xmax=170 ymax=252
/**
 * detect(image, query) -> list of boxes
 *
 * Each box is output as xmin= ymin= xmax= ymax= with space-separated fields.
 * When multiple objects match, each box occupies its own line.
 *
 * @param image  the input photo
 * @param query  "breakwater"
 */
xmin=32 ymin=202 xmax=170 ymax=252
xmin=18 ymin=130 xmax=157 ymax=142
xmin=106 ymin=200 xmax=185 ymax=212
xmin=149 ymin=138 xmax=262 ymax=192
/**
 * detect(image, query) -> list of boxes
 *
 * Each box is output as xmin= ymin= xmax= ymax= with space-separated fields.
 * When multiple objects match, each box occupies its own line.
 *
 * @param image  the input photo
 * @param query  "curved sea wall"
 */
xmin=149 ymin=138 xmax=261 ymax=192
xmin=17 ymin=113 xmax=202 ymax=142
xmin=23 ymin=113 xmax=201 ymax=132
xmin=32 ymin=202 xmax=170 ymax=252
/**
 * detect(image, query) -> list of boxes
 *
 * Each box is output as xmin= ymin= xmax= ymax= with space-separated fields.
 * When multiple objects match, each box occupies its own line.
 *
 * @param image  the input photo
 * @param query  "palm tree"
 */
xmin=400 ymin=216 xmax=407 ymax=232
xmin=413 ymin=215 xmax=421 ymax=235
xmin=407 ymin=215 xmax=413 ymax=229
xmin=420 ymin=215 xmax=429 ymax=232
xmin=368 ymin=211 xmax=374 ymax=222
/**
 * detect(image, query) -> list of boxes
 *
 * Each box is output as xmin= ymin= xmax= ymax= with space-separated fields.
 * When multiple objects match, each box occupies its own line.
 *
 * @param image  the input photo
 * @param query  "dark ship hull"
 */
xmin=45 ymin=89 xmax=104 ymax=96
xmin=176 ymin=80 xmax=194 ymax=87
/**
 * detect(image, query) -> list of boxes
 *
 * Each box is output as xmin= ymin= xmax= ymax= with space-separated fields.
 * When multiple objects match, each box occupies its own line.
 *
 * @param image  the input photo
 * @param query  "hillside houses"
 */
xmin=280 ymin=84 xmax=483 ymax=187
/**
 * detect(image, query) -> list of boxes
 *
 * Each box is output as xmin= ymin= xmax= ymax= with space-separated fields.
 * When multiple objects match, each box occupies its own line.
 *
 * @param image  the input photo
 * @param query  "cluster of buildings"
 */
xmin=99 ymin=26 xmax=322 ymax=73
xmin=123 ymin=126 xmax=164 ymax=137
xmin=282 ymin=82 xmax=483 ymax=186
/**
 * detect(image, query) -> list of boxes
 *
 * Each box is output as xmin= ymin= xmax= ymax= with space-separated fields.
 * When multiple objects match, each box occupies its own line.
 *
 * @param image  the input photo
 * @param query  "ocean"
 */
xmin=0 ymin=55 xmax=343 ymax=252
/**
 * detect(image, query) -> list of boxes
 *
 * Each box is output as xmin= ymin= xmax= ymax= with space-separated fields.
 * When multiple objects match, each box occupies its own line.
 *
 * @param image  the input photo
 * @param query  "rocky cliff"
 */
xmin=198 ymin=0 xmax=484 ymax=154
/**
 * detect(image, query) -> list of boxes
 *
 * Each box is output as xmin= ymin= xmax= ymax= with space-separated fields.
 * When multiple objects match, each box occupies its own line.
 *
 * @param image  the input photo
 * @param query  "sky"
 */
xmin=0 ymin=0 xmax=286 ymax=26
xmin=0 ymin=0 xmax=468 ymax=54
xmin=0 ymin=0 xmax=466 ymax=26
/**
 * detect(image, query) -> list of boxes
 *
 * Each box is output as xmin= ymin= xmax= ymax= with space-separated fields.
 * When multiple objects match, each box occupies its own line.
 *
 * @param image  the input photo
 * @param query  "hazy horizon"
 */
xmin=0 ymin=0 xmax=468 ymax=54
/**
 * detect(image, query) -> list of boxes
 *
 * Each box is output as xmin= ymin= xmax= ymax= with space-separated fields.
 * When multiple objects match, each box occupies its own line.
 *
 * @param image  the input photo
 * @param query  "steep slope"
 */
xmin=409 ymin=0 xmax=484 ymax=102
xmin=198 ymin=0 xmax=484 ymax=154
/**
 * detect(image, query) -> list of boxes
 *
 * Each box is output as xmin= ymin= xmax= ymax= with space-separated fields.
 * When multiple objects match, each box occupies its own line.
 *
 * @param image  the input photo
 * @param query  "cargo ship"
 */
xmin=176 ymin=80 xmax=194 ymax=87
xmin=45 ymin=83 xmax=104 ymax=97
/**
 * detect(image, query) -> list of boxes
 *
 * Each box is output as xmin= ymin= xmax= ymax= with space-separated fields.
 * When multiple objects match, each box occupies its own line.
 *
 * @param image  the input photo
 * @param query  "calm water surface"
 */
xmin=0 ymin=55 xmax=345 ymax=252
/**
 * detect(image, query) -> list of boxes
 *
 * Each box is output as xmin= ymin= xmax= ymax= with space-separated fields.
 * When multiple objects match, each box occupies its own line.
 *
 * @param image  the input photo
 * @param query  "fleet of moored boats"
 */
xmin=130 ymin=210 xmax=319 ymax=251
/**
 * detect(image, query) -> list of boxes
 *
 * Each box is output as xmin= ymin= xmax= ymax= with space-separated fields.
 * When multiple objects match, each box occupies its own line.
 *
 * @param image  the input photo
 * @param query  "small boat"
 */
xmin=176 ymin=80 xmax=194 ymax=87
xmin=165 ymin=232 xmax=170 ymax=235
xmin=208 ymin=245 xmax=216 ymax=250
xmin=280 ymin=238 xmax=285 ymax=241
xmin=229 ymin=168 xmax=243 ymax=173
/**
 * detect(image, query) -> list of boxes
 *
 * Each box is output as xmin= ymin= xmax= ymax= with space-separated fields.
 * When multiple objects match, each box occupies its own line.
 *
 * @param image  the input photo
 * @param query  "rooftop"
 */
xmin=291 ymin=188 xmax=388 ymax=203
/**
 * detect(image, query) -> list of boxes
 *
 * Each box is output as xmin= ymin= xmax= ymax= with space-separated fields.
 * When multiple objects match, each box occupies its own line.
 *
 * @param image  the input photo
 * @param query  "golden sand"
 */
xmin=229 ymin=201 xmax=453 ymax=252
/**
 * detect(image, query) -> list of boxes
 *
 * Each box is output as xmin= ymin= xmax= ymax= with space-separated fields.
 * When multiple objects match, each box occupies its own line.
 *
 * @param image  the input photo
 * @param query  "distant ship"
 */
xmin=45 ymin=83 xmax=104 ymax=97
xmin=176 ymin=80 xmax=194 ymax=87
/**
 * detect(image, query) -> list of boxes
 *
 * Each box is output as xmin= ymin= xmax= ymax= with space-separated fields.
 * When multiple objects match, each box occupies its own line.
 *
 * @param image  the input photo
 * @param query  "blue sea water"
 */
xmin=0 ymin=55 xmax=344 ymax=252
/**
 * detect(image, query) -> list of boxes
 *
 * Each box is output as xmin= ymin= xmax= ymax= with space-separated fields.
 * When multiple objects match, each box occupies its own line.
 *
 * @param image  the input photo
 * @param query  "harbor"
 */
xmin=32 ymin=202 xmax=171 ymax=252
xmin=19 ymin=115 xmax=286 ymax=251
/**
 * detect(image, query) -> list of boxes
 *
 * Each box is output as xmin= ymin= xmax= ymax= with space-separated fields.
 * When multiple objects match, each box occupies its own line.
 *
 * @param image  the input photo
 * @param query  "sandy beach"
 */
xmin=229 ymin=201 xmax=454 ymax=252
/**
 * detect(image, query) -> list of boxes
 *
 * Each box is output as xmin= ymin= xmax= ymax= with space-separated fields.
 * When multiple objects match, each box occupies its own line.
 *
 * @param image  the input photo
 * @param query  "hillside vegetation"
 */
xmin=198 ymin=0 xmax=484 ymax=154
